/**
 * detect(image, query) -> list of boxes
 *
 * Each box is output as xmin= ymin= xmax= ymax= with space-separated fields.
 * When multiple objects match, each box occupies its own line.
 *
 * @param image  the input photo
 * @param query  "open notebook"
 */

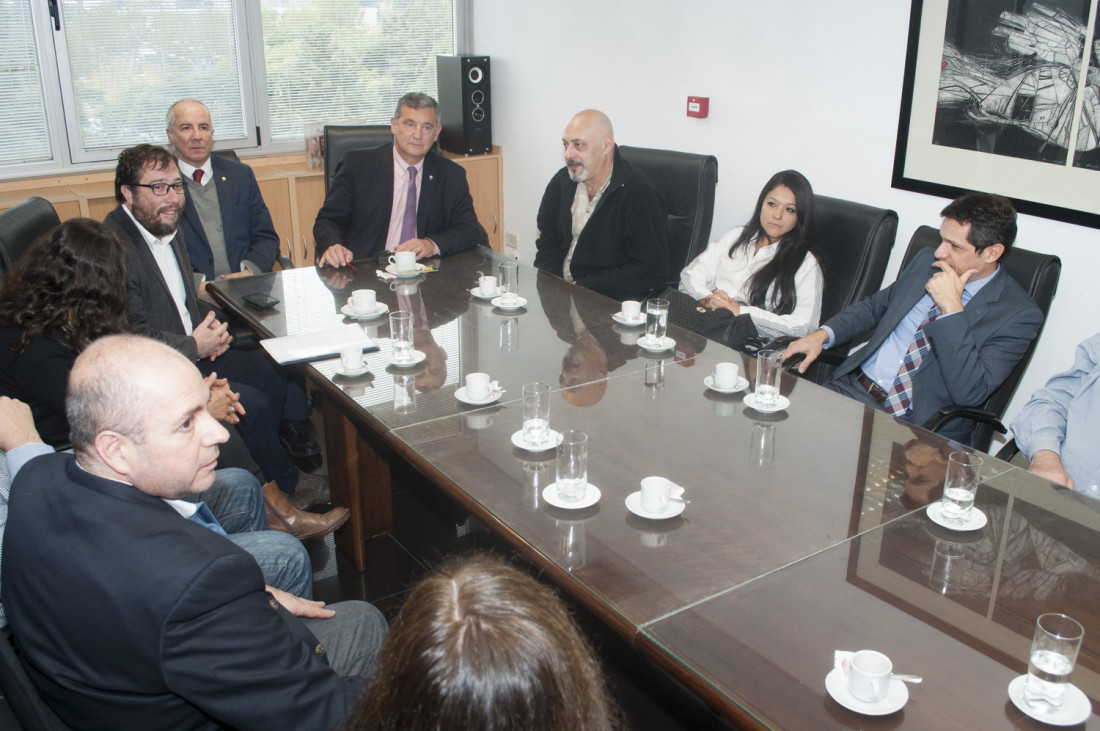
xmin=260 ymin=324 xmax=378 ymax=365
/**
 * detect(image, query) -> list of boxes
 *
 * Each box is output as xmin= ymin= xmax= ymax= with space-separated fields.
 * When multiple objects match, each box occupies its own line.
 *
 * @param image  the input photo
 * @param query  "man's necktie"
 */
xmin=193 ymin=169 xmax=204 ymax=184
xmin=882 ymin=304 xmax=941 ymax=416
xmin=186 ymin=501 xmax=227 ymax=536
xmin=399 ymin=167 xmax=418 ymax=245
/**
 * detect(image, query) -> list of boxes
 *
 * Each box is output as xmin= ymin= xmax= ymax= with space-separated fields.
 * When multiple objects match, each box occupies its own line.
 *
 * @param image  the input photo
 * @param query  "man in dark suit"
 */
xmin=166 ymin=98 xmax=280 ymax=282
xmin=313 ymin=92 xmax=480 ymax=267
xmin=534 ymin=109 xmax=669 ymax=302
xmin=2 ymin=335 xmax=386 ymax=730
xmin=104 ymin=144 xmax=333 ymax=510
xmin=783 ymin=192 xmax=1043 ymax=443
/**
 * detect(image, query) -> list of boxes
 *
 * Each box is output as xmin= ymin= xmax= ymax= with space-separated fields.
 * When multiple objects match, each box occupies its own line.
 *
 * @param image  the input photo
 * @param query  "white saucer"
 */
xmin=1008 ymin=674 xmax=1091 ymax=726
xmin=543 ymin=483 xmax=601 ymax=510
xmin=704 ymin=375 xmax=749 ymax=394
xmin=469 ymin=287 xmax=498 ymax=300
xmin=491 ymin=295 xmax=528 ymax=310
xmin=638 ymin=335 xmax=676 ymax=352
xmin=387 ymin=350 xmax=427 ymax=368
xmin=510 ymin=428 xmax=562 ymax=452
xmin=612 ymin=312 xmax=646 ymax=326
xmin=825 ymin=667 xmax=908 ymax=716
xmin=334 ymin=363 xmax=369 ymax=377
xmin=625 ymin=492 xmax=686 ymax=520
xmin=385 ymin=263 xmax=427 ymax=278
xmin=341 ymin=302 xmax=389 ymax=320
xmin=743 ymin=393 xmax=790 ymax=413
xmin=926 ymin=502 xmax=987 ymax=531
xmin=455 ymin=386 xmax=503 ymax=405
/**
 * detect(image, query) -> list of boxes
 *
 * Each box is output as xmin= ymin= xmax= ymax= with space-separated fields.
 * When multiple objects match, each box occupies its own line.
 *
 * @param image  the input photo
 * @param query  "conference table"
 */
xmin=210 ymin=248 xmax=1099 ymax=730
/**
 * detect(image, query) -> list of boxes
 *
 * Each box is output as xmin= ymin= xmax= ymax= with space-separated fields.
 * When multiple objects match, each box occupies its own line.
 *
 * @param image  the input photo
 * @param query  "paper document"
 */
xmin=261 ymin=324 xmax=377 ymax=365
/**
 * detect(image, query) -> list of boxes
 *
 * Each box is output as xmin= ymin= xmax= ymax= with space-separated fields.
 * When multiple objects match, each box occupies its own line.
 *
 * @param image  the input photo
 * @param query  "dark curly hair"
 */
xmin=0 ymin=218 xmax=130 ymax=354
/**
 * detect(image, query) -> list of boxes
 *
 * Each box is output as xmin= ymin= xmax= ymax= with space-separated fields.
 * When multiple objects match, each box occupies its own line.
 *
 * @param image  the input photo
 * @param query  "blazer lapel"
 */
xmin=212 ymin=157 xmax=236 ymax=242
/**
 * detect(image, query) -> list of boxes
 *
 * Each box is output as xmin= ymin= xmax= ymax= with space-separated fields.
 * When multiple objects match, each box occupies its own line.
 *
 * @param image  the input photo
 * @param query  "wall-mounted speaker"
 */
xmin=436 ymin=55 xmax=492 ymax=155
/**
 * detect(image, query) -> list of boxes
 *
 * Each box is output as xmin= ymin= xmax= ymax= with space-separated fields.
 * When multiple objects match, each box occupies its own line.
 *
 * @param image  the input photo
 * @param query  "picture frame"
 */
xmin=892 ymin=0 xmax=1100 ymax=229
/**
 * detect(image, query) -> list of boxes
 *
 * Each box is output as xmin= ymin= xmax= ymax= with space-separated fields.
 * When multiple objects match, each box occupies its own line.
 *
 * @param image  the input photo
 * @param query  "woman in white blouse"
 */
xmin=679 ymin=170 xmax=823 ymax=340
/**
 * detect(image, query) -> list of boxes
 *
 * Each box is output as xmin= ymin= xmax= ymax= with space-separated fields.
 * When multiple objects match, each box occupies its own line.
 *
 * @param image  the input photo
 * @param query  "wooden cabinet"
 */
xmin=0 ymin=146 xmax=505 ymax=266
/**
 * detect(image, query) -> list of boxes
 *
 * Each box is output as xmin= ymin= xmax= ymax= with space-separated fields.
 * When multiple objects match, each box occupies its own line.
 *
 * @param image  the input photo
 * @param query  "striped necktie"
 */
xmin=882 ymin=304 xmax=941 ymax=416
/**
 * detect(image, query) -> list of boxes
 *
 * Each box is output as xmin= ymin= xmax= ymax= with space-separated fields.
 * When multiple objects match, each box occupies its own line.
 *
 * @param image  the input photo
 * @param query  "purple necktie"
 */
xmin=882 ymin=304 xmax=941 ymax=416
xmin=399 ymin=167 xmax=418 ymax=245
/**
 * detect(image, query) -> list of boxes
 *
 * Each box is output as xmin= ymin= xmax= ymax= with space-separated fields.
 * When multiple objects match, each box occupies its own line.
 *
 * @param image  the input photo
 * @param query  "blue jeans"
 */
xmin=191 ymin=469 xmax=313 ymax=598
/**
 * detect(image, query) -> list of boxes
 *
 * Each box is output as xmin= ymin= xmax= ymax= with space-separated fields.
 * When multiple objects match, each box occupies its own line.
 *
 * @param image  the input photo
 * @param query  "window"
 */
xmin=1 ymin=0 xmax=457 ymax=175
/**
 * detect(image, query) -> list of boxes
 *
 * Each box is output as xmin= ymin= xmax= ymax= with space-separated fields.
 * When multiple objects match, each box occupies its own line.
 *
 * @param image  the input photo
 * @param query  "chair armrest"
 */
xmin=922 ymin=405 xmax=1007 ymax=436
xmin=995 ymin=438 xmax=1020 ymax=462
xmin=275 ymin=254 xmax=295 ymax=271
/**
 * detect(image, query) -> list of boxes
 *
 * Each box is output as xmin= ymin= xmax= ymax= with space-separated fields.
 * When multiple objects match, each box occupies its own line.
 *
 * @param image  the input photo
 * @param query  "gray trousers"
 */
xmin=302 ymin=600 xmax=388 ymax=685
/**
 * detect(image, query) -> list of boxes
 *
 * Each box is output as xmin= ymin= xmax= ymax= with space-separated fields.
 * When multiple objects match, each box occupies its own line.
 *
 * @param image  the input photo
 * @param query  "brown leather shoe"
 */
xmin=262 ymin=481 xmax=349 ymax=541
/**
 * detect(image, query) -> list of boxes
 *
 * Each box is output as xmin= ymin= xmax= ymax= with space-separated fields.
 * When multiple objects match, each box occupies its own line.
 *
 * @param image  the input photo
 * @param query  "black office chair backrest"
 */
xmin=813 ymin=195 xmax=898 ymax=323
xmin=211 ymin=149 xmax=240 ymax=163
xmin=0 ymin=627 xmax=67 ymax=730
xmin=617 ymin=145 xmax=718 ymax=284
xmin=0 ymin=198 xmax=60 ymax=286
xmin=902 ymin=225 xmax=1061 ymax=451
xmin=323 ymin=125 xmax=394 ymax=193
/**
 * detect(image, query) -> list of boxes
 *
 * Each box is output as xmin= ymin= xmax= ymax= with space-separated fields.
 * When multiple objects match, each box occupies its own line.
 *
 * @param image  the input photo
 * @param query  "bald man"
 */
xmin=534 ymin=110 xmax=669 ymax=301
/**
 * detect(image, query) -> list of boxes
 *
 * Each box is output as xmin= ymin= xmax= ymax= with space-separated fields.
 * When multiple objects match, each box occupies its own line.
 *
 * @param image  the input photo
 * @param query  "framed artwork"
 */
xmin=893 ymin=0 xmax=1100 ymax=228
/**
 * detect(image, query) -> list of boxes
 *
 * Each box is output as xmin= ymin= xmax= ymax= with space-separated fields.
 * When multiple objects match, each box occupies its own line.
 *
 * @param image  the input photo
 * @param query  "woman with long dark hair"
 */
xmin=679 ymin=169 xmax=823 ymax=340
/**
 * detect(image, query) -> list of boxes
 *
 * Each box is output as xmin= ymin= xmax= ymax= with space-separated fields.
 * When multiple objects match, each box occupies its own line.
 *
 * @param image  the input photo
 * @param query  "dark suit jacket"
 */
xmin=179 ymin=155 xmax=280 ymax=279
xmin=1 ymin=453 xmax=353 ymax=730
xmin=104 ymin=206 xmax=209 ymax=361
xmin=313 ymin=144 xmax=479 ymax=260
xmin=534 ymin=145 xmax=670 ymax=302
xmin=827 ymin=247 xmax=1043 ymax=441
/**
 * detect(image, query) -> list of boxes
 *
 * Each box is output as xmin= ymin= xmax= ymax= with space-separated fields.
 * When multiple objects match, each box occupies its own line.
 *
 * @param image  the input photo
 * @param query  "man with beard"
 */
xmin=103 ymin=144 xmax=337 ymax=512
xmin=534 ymin=109 xmax=669 ymax=301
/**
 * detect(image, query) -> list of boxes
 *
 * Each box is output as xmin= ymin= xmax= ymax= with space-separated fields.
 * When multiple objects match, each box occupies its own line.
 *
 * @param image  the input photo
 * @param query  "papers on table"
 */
xmin=260 ymin=324 xmax=378 ymax=365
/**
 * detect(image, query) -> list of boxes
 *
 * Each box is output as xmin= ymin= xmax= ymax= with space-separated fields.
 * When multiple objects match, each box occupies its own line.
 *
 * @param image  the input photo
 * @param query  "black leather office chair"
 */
xmin=0 ymin=198 xmax=60 ymax=286
xmin=617 ymin=145 xmax=718 ymax=285
xmin=211 ymin=149 xmax=240 ymax=163
xmin=322 ymin=124 xmax=393 ymax=193
xmin=0 ymin=627 xmax=66 ymax=730
xmin=901 ymin=225 xmax=1061 ymax=452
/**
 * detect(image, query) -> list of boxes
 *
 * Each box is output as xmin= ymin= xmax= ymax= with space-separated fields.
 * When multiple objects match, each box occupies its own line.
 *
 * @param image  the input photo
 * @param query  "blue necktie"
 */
xmin=187 ymin=501 xmax=227 ymax=537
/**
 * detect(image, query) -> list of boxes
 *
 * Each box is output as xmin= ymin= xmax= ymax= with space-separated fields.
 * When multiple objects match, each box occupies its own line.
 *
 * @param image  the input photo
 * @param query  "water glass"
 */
xmin=645 ymin=298 xmax=668 ymax=344
xmin=755 ymin=349 xmax=782 ymax=407
xmin=499 ymin=260 xmax=519 ymax=305
xmin=1024 ymin=613 xmax=1084 ymax=709
xmin=556 ymin=430 xmax=588 ymax=502
xmin=940 ymin=452 xmax=982 ymax=525
xmin=389 ymin=311 xmax=414 ymax=364
xmin=522 ymin=382 xmax=551 ymax=446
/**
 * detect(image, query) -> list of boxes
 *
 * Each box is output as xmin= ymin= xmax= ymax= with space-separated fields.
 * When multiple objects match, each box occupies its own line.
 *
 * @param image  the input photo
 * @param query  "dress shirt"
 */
xmin=679 ymin=226 xmax=824 ymax=339
xmin=826 ymin=266 xmax=999 ymax=390
xmin=384 ymin=146 xmax=438 ymax=254
xmin=1012 ymin=332 xmax=1100 ymax=497
xmin=122 ymin=205 xmax=193 ymax=335
xmin=564 ymin=170 xmax=613 ymax=283
xmin=175 ymin=158 xmax=214 ymax=188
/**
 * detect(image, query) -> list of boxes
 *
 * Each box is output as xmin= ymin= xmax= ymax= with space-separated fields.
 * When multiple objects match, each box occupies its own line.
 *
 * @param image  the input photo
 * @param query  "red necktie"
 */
xmin=193 ymin=169 xmax=204 ymax=184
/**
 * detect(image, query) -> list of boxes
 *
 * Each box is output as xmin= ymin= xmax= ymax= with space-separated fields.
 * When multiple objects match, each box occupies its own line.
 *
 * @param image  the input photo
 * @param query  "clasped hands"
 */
xmin=193 ymin=311 xmax=232 ymax=361
xmin=319 ymin=239 xmax=438 ymax=269
xmin=701 ymin=289 xmax=741 ymax=315
xmin=204 ymin=372 xmax=244 ymax=424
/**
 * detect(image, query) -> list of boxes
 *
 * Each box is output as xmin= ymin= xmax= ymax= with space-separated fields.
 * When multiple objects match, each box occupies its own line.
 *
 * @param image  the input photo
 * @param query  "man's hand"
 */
xmin=0 ymin=397 xmax=42 ymax=451
xmin=396 ymin=238 xmax=439 ymax=260
xmin=319 ymin=244 xmax=354 ymax=269
xmin=197 ymin=280 xmax=217 ymax=306
xmin=218 ymin=271 xmax=252 ymax=280
xmin=192 ymin=311 xmax=232 ymax=361
xmin=266 ymin=585 xmax=336 ymax=618
xmin=1028 ymin=449 xmax=1074 ymax=488
xmin=925 ymin=261 xmax=975 ymax=315
xmin=204 ymin=373 xmax=244 ymax=424
xmin=782 ymin=329 xmax=830 ymax=373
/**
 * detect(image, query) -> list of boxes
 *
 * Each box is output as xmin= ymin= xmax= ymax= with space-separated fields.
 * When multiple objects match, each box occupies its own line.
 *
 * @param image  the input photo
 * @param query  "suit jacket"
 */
xmin=828 ymin=247 xmax=1043 ymax=441
xmin=313 ymin=144 xmax=479 ymax=260
xmin=534 ymin=145 xmax=670 ymax=302
xmin=104 ymin=206 xmax=209 ymax=361
xmin=1 ymin=453 xmax=353 ymax=730
xmin=179 ymin=155 xmax=280 ymax=279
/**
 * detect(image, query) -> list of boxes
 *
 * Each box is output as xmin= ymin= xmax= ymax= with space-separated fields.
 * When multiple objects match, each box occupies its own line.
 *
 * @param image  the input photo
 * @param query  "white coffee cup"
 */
xmin=621 ymin=300 xmax=642 ymax=321
xmin=714 ymin=361 xmax=740 ymax=389
xmin=640 ymin=476 xmax=672 ymax=513
xmin=339 ymin=345 xmax=363 ymax=372
xmin=350 ymin=288 xmax=376 ymax=314
xmin=478 ymin=275 xmax=498 ymax=296
xmin=465 ymin=372 xmax=491 ymax=400
xmin=848 ymin=650 xmax=892 ymax=703
xmin=389 ymin=250 xmax=417 ymax=273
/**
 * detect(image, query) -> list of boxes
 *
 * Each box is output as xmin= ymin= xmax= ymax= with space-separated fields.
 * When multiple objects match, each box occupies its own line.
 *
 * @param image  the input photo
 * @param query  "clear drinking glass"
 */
xmin=499 ymin=260 xmax=519 ymax=305
xmin=1024 ymin=613 xmax=1084 ymax=709
xmin=522 ymin=382 xmax=551 ymax=446
xmin=388 ymin=311 xmax=414 ymax=364
xmin=940 ymin=452 xmax=982 ymax=525
xmin=645 ymin=298 xmax=668 ymax=344
xmin=754 ymin=349 xmax=782 ymax=407
xmin=556 ymin=430 xmax=588 ymax=502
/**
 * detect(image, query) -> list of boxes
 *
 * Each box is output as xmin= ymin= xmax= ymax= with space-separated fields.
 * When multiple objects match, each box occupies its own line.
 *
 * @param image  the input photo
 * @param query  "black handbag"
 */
xmin=661 ymin=287 xmax=764 ymax=353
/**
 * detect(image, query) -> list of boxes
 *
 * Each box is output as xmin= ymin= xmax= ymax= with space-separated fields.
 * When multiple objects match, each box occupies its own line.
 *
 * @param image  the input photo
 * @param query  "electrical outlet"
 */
xmin=505 ymin=232 xmax=518 ymax=255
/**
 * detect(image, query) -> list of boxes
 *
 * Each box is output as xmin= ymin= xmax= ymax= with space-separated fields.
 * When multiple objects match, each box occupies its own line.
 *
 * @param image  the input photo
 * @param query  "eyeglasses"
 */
xmin=130 ymin=182 xmax=184 ymax=196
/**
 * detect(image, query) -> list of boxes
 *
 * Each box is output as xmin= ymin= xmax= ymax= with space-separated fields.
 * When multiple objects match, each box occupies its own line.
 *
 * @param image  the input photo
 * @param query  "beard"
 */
xmin=131 ymin=198 xmax=181 ymax=237
xmin=566 ymin=160 xmax=589 ymax=183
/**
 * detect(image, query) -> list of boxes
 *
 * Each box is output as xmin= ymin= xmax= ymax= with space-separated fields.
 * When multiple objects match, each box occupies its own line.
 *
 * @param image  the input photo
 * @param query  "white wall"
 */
xmin=471 ymin=0 xmax=1100 ymax=441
